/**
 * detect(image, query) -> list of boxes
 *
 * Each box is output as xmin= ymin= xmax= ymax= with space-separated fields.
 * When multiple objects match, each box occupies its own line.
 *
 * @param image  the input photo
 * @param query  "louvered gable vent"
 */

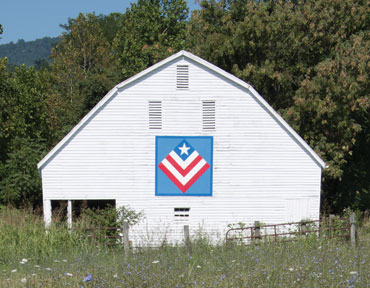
xmin=149 ymin=101 xmax=162 ymax=129
xmin=202 ymin=101 xmax=215 ymax=130
xmin=177 ymin=65 xmax=189 ymax=89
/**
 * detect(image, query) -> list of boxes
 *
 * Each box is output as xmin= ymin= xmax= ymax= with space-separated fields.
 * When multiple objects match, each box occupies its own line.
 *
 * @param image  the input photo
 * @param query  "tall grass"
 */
xmin=0 ymin=206 xmax=95 ymax=262
xmin=0 ymin=206 xmax=369 ymax=287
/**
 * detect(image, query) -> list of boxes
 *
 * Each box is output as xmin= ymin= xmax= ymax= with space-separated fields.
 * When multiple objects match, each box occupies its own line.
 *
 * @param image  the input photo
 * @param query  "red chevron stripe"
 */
xmin=158 ymin=162 xmax=187 ymax=192
xmin=158 ymin=162 xmax=210 ymax=193
xmin=182 ymin=163 xmax=210 ymax=192
xmin=165 ymin=154 xmax=203 ymax=177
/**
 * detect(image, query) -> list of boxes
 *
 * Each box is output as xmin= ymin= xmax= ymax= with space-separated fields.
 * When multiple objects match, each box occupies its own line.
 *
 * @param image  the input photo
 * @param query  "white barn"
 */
xmin=38 ymin=50 xmax=325 ymax=245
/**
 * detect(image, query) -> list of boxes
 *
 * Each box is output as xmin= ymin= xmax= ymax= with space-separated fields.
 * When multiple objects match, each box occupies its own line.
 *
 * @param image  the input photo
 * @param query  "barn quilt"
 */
xmin=156 ymin=136 xmax=213 ymax=196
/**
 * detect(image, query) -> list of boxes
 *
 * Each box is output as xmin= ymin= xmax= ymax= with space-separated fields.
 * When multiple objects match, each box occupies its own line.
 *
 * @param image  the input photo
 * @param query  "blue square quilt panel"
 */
xmin=155 ymin=136 xmax=213 ymax=196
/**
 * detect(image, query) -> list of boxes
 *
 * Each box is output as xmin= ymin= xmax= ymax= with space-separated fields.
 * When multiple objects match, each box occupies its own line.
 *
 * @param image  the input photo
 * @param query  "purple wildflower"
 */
xmin=83 ymin=274 xmax=92 ymax=282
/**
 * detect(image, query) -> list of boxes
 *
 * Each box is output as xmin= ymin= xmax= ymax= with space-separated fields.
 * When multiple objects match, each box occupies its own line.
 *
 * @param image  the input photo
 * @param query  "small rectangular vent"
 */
xmin=174 ymin=207 xmax=190 ymax=218
xmin=149 ymin=101 xmax=162 ymax=129
xmin=202 ymin=100 xmax=215 ymax=130
xmin=177 ymin=65 xmax=189 ymax=89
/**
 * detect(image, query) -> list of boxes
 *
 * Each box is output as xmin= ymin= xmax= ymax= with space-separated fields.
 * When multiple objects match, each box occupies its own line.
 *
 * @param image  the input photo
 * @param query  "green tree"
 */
xmin=50 ymin=13 xmax=120 ymax=134
xmin=0 ymin=62 xmax=48 ymax=207
xmin=0 ymin=138 xmax=46 ymax=206
xmin=286 ymin=32 xmax=370 ymax=212
xmin=113 ymin=0 xmax=189 ymax=79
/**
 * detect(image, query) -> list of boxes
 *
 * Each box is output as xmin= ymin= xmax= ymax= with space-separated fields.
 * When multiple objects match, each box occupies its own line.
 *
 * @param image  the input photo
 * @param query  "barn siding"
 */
xmin=41 ymin=56 xmax=322 ymax=245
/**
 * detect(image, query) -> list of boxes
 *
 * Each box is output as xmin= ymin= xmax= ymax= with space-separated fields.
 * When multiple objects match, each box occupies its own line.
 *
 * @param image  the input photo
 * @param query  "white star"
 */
xmin=178 ymin=143 xmax=190 ymax=155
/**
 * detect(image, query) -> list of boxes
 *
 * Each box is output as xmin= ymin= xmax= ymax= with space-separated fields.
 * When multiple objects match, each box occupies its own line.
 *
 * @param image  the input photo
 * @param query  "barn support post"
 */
xmin=67 ymin=200 xmax=72 ymax=231
xmin=122 ymin=221 xmax=130 ymax=259
xmin=43 ymin=199 xmax=52 ymax=228
xmin=350 ymin=213 xmax=356 ymax=246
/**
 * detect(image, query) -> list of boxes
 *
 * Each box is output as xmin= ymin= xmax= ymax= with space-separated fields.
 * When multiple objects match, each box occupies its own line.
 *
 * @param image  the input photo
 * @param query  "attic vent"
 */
xmin=149 ymin=101 xmax=162 ymax=129
xmin=177 ymin=65 xmax=189 ymax=89
xmin=174 ymin=208 xmax=190 ymax=219
xmin=202 ymin=100 xmax=215 ymax=130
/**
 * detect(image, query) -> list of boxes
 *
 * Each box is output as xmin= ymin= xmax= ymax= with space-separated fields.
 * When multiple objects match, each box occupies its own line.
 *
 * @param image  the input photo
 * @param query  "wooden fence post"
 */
xmin=350 ymin=213 xmax=356 ymax=246
xmin=329 ymin=214 xmax=336 ymax=238
xmin=254 ymin=221 xmax=261 ymax=243
xmin=122 ymin=221 xmax=130 ymax=258
xmin=301 ymin=222 xmax=307 ymax=235
xmin=184 ymin=225 xmax=192 ymax=253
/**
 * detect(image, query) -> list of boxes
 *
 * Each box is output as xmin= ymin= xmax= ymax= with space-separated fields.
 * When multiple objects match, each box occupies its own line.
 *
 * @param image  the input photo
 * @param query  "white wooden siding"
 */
xmin=41 ymin=56 xmax=322 ymax=245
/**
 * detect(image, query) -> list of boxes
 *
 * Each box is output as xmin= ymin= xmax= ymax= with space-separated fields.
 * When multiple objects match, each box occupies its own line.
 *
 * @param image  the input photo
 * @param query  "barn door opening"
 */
xmin=72 ymin=200 xmax=116 ymax=220
xmin=51 ymin=200 xmax=68 ymax=224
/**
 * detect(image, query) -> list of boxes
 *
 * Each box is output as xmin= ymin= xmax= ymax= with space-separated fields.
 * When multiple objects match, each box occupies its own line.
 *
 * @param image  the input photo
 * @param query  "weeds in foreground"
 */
xmin=0 ymin=207 xmax=369 ymax=287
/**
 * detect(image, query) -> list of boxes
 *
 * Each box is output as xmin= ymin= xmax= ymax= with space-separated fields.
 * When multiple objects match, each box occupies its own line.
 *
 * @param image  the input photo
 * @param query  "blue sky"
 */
xmin=0 ymin=0 xmax=200 ymax=44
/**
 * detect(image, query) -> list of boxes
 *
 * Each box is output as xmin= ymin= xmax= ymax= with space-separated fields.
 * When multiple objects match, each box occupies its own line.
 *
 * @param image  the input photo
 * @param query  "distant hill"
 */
xmin=0 ymin=37 xmax=59 ymax=68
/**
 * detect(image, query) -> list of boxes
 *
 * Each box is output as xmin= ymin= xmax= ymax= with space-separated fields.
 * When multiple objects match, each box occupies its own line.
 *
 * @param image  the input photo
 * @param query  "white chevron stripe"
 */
xmin=162 ymin=158 xmax=207 ymax=185
xmin=169 ymin=151 xmax=199 ymax=169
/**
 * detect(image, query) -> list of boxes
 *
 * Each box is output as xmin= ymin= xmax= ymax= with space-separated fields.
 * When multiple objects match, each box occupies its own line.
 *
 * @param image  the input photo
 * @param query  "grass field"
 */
xmin=0 ymin=207 xmax=369 ymax=287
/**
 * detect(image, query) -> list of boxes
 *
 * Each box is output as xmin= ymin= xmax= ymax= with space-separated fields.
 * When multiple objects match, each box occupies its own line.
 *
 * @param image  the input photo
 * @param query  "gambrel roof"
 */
xmin=38 ymin=50 xmax=326 ymax=170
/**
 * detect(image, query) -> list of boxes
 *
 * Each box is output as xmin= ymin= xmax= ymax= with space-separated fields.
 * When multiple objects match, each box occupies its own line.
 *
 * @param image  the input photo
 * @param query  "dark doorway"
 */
xmin=72 ymin=199 xmax=116 ymax=219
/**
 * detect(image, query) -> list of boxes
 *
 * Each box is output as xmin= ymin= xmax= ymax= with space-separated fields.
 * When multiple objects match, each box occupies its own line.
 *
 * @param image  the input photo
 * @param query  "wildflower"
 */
xmin=21 ymin=278 xmax=27 ymax=283
xmin=20 ymin=258 xmax=28 ymax=264
xmin=64 ymin=273 xmax=73 ymax=277
xmin=46 ymin=268 xmax=53 ymax=271
xmin=31 ymin=274 xmax=37 ymax=276
xmin=221 ymin=275 xmax=226 ymax=280
xmin=349 ymin=271 xmax=357 ymax=275
xmin=152 ymin=260 xmax=160 ymax=264
xmin=83 ymin=274 xmax=92 ymax=282
xmin=289 ymin=268 xmax=294 ymax=271
xmin=11 ymin=269 xmax=17 ymax=273
xmin=196 ymin=265 xmax=201 ymax=269
xmin=113 ymin=274 xmax=118 ymax=278
xmin=62 ymin=259 xmax=67 ymax=262
xmin=34 ymin=265 xmax=40 ymax=268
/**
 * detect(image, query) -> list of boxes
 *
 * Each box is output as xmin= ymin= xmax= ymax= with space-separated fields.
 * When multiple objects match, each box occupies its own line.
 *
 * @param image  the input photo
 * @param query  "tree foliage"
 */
xmin=113 ymin=0 xmax=189 ymax=79
xmin=50 ymin=13 xmax=120 ymax=135
xmin=0 ymin=61 xmax=48 ymax=206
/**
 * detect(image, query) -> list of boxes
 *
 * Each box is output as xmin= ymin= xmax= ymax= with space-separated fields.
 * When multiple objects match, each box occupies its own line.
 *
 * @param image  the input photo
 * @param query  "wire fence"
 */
xmin=226 ymin=217 xmax=351 ymax=244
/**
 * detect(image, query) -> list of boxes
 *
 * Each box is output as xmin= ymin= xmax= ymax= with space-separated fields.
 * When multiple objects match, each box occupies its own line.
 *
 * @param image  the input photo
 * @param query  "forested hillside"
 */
xmin=0 ymin=0 xmax=368 ymax=214
xmin=0 ymin=37 xmax=58 ymax=68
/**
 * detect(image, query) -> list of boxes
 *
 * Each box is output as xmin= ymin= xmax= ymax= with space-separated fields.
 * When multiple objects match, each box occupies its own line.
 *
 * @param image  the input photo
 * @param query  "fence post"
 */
xmin=184 ymin=225 xmax=192 ymax=253
xmin=350 ymin=213 xmax=356 ymax=246
xmin=122 ymin=221 xmax=130 ymax=258
xmin=301 ymin=222 xmax=307 ymax=235
xmin=329 ymin=214 xmax=336 ymax=238
xmin=254 ymin=221 xmax=261 ymax=243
